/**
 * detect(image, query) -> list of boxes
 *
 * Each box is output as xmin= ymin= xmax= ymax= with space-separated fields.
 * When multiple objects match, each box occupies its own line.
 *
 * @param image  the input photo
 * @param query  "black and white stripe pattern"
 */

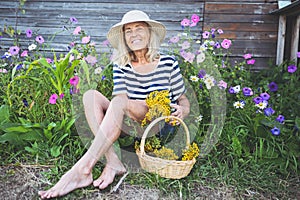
xmin=112 ymin=55 xmax=185 ymax=103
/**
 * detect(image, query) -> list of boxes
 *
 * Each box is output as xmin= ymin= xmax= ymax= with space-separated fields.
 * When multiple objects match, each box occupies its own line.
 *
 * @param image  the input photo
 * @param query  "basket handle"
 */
xmin=140 ymin=116 xmax=190 ymax=155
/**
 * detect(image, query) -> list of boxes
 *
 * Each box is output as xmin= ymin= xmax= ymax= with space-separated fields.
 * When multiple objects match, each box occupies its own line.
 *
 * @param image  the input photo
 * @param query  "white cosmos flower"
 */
xmin=28 ymin=44 xmax=37 ymax=51
xmin=190 ymin=75 xmax=199 ymax=82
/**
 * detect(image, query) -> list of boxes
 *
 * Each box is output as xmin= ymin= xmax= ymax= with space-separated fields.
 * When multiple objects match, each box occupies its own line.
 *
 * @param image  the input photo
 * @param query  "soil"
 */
xmin=0 ymin=165 xmax=299 ymax=200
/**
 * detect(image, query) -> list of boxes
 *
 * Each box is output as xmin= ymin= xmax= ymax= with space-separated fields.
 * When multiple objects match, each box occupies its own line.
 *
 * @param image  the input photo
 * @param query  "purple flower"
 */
xmin=297 ymin=52 xmax=300 ymax=58
xmin=26 ymin=29 xmax=33 ymax=38
xmin=276 ymin=115 xmax=285 ymax=124
xmin=287 ymin=65 xmax=297 ymax=73
xmin=253 ymin=96 xmax=263 ymax=104
xmin=271 ymin=127 xmax=280 ymax=136
xmin=59 ymin=93 xmax=64 ymax=99
xmin=49 ymin=94 xmax=58 ymax=104
xmin=23 ymin=98 xmax=29 ymax=107
xmin=169 ymin=36 xmax=180 ymax=43
xmin=268 ymin=82 xmax=278 ymax=92
xmin=214 ymin=42 xmax=221 ymax=49
xmin=70 ymin=17 xmax=78 ymax=23
xmin=247 ymin=59 xmax=256 ymax=65
xmin=16 ymin=64 xmax=23 ymax=70
xmin=228 ymin=87 xmax=235 ymax=94
xmin=260 ymin=92 xmax=270 ymax=101
xmin=264 ymin=107 xmax=275 ymax=116
xmin=36 ymin=35 xmax=44 ymax=44
xmin=9 ymin=46 xmax=20 ymax=55
xmin=242 ymin=87 xmax=253 ymax=96
xmin=202 ymin=31 xmax=210 ymax=39
xmin=198 ymin=69 xmax=206 ymax=78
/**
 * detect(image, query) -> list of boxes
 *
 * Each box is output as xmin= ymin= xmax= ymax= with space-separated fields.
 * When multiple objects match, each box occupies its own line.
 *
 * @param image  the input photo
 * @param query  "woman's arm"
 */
xmin=170 ymin=94 xmax=190 ymax=119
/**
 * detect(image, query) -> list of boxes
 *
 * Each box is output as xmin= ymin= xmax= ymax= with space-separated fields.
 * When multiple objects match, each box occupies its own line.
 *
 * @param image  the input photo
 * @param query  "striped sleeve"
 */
xmin=169 ymin=59 xmax=186 ymax=102
xmin=112 ymin=64 xmax=127 ymax=96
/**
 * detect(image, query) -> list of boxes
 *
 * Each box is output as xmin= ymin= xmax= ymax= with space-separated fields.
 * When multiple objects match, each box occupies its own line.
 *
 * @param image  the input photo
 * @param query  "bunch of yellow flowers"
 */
xmin=181 ymin=142 xmax=200 ymax=161
xmin=141 ymin=90 xmax=171 ymax=126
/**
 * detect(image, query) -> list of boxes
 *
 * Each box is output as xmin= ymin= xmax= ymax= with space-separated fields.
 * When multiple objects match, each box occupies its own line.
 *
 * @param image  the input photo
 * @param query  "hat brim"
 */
xmin=107 ymin=19 xmax=166 ymax=49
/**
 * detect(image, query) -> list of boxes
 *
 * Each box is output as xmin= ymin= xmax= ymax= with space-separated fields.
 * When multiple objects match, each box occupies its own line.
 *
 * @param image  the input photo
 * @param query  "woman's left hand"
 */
xmin=170 ymin=103 xmax=183 ymax=119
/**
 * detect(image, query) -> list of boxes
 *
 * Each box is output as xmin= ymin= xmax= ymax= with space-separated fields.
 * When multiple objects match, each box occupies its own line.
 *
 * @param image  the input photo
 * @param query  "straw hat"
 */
xmin=107 ymin=10 xmax=166 ymax=49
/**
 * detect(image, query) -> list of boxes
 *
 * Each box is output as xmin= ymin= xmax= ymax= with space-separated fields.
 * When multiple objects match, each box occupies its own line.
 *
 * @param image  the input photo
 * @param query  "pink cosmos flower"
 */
xmin=49 ymin=94 xmax=58 ymax=104
xmin=59 ymin=93 xmax=64 ymax=99
xmin=9 ymin=46 xmax=20 ymax=55
xmin=217 ymin=29 xmax=223 ymax=34
xmin=247 ymin=59 xmax=256 ymax=65
xmin=0 ymin=69 xmax=8 ymax=73
xmin=102 ymin=40 xmax=109 ymax=47
xmin=191 ymin=14 xmax=200 ymax=23
xmin=26 ymin=29 xmax=32 ymax=38
xmin=21 ymin=50 xmax=28 ymax=57
xmin=36 ymin=35 xmax=45 ymax=44
xmin=70 ymin=17 xmax=78 ymax=23
xmin=218 ymin=80 xmax=228 ymax=89
xmin=243 ymin=53 xmax=252 ymax=59
xmin=85 ymin=55 xmax=97 ymax=66
xmin=46 ymin=58 xmax=53 ymax=63
xmin=73 ymin=26 xmax=81 ymax=35
xmin=170 ymin=36 xmax=180 ymax=43
xmin=69 ymin=76 xmax=79 ymax=86
xmin=181 ymin=18 xmax=190 ymax=27
xmin=181 ymin=41 xmax=191 ymax=50
xmin=221 ymin=39 xmax=232 ymax=49
xmin=82 ymin=36 xmax=90 ymax=44
xmin=202 ymin=31 xmax=210 ymax=39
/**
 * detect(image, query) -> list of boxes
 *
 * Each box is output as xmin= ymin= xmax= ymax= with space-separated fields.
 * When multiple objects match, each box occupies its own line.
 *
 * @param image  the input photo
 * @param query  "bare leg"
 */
xmin=82 ymin=90 xmax=126 ymax=189
xmin=38 ymin=92 xmax=147 ymax=199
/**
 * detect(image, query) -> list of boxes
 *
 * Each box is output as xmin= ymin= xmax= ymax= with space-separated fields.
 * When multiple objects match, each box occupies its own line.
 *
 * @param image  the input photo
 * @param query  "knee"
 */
xmin=82 ymin=89 xmax=98 ymax=106
xmin=110 ymin=95 xmax=129 ymax=111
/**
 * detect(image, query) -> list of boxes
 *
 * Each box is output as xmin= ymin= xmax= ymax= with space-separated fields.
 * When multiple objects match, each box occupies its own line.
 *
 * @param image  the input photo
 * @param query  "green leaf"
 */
xmin=50 ymin=146 xmax=61 ymax=157
xmin=80 ymin=60 xmax=90 ymax=85
xmin=0 ymin=105 xmax=10 ymax=125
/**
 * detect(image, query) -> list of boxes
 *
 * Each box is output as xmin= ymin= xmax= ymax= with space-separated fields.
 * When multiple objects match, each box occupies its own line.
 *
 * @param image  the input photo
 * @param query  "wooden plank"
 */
xmin=204 ymin=13 xmax=278 ymax=24
xmin=276 ymin=15 xmax=286 ymax=65
xmin=205 ymin=3 xmax=278 ymax=15
xmin=203 ymin=22 xmax=277 ymax=32
xmin=290 ymin=15 xmax=300 ymax=62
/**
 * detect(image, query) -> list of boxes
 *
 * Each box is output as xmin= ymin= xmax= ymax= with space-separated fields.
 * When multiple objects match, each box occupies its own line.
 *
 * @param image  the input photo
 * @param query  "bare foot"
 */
xmin=93 ymin=164 xmax=126 ymax=190
xmin=38 ymin=167 xmax=93 ymax=199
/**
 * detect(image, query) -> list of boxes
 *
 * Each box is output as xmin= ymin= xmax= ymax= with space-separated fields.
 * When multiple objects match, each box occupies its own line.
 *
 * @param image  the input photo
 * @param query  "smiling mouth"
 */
xmin=132 ymin=39 xmax=141 ymax=44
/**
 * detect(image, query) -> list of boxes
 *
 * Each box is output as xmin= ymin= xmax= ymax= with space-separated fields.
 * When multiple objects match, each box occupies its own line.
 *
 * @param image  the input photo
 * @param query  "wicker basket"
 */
xmin=136 ymin=116 xmax=196 ymax=179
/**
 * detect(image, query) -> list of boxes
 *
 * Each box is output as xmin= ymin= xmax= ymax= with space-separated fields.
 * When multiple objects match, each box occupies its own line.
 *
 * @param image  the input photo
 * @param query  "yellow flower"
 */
xmin=153 ymin=146 xmax=179 ymax=160
xmin=141 ymin=90 xmax=171 ymax=126
xmin=182 ymin=142 xmax=200 ymax=161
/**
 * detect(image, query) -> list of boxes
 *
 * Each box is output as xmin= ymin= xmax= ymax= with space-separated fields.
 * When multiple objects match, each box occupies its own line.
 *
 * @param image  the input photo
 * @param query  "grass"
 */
xmin=1 ymin=136 xmax=298 ymax=200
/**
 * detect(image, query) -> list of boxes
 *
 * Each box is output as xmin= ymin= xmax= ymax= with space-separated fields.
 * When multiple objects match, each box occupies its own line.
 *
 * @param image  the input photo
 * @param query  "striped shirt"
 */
xmin=112 ymin=55 xmax=186 ymax=104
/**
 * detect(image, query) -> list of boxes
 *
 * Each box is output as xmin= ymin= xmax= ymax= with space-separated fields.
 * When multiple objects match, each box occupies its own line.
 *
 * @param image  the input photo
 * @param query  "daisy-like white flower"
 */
xmin=195 ymin=115 xmax=203 ymax=122
xmin=94 ymin=67 xmax=103 ymax=74
xmin=255 ymin=100 xmax=268 ymax=110
xmin=233 ymin=101 xmax=245 ymax=109
xmin=203 ymin=75 xmax=215 ymax=89
xmin=28 ymin=44 xmax=37 ymax=51
xmin=196 ymin=52 xmax=205 ymax=63
xmin=190 ymin=75 xmax=199 ymax=82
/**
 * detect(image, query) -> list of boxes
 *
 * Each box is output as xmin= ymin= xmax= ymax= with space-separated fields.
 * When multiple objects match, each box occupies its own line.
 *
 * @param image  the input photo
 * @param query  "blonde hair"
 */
xmin=111 ymin=22 xmax=161 ymax=66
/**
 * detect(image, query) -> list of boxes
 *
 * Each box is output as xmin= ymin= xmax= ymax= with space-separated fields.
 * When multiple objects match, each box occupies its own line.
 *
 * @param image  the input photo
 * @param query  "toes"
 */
xmin=93 ymin=178 xmax=103 ymax=187
xmin=99 ymin=181 xmax=110 ymax=190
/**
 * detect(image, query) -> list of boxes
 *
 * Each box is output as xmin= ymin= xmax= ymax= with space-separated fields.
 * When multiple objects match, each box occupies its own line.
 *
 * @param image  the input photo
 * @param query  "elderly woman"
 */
xmin=39 ymin=10 xmax=190 ymax=199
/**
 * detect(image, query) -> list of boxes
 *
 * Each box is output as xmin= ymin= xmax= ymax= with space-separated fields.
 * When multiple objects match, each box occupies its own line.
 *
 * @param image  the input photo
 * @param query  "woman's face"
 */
xmin=124 ymin=22 xmax=150 ymax=51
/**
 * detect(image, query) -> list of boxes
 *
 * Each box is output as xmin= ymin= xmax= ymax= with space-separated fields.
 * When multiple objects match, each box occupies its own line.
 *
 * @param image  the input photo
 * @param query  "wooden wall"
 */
xmin=0 ymin=0 xmax=280 ymax=70
xmin=203 ymin=0 xmax=279 ymax=69
xmin=0 ymin=0 xmax=204 ymax=55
